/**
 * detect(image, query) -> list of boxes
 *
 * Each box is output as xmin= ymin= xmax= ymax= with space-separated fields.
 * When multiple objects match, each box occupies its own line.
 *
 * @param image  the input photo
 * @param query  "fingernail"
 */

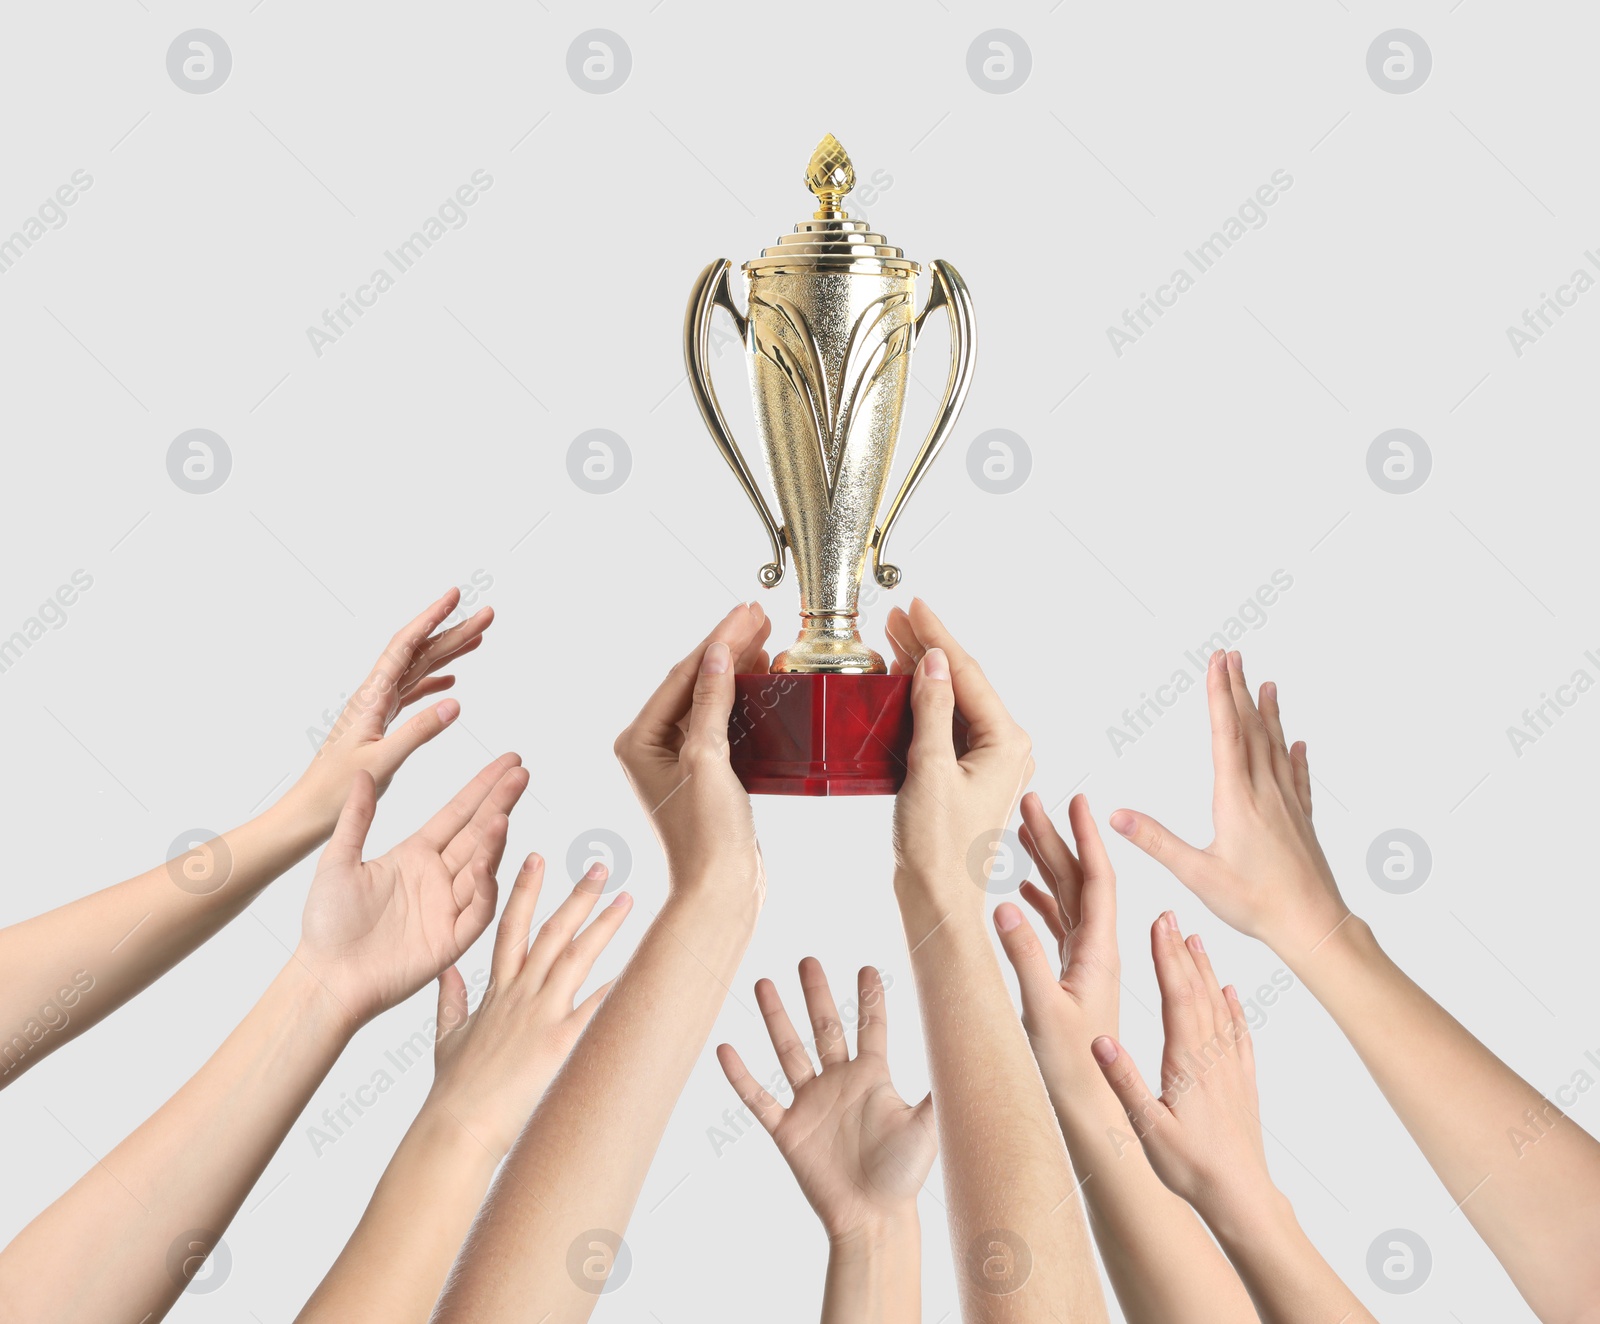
xmin=610 ymin=891 xmax=632 ymax=908
xmin=923 ymin=647 xmax=949 ymax=681
xmin=1091 ymin=1036 xmax=1119 ymax=1066
xmin=584 ymin=862 xmax=606 ymax=881
xmin=1188 ymin=933 xmax=1204 ymax=953
xmin=436 ymin=700 xmax=459 ymax=724
xmin=1162 ymin=910 xmax=1179 ymax=932
xmin=701 ymin=641 xmax=730 ymax=676
xmin=1224 ymin=984 xmax=1240 ymax=1002
xmin=1110 ymin=811 xmax=1135 ymax=836
xmin=994 ymin=903 xmax=1021 ymax=932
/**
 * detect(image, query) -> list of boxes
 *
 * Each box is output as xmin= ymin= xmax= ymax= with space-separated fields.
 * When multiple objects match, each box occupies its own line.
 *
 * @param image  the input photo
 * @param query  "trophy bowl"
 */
xmin=683 ymin=135 xmax=976 ymax=795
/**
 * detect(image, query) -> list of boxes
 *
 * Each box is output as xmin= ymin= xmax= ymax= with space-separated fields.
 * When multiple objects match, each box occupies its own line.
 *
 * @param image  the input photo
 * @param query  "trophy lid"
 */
xmin=744 ymin=134 xmax=920 ymax=277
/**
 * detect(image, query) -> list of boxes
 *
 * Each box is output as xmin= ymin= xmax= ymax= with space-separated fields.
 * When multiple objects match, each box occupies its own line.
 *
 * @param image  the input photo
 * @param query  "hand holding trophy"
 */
xmin=684 ymin=135 xmax=976 ymax=795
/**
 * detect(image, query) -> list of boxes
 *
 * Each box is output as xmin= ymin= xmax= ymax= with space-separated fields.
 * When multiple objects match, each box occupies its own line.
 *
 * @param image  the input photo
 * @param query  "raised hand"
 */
xmin=1090 ymin=918 xmax=1270 ymax=1212
xmin=883 ymin=600 xmax=1106 ymax=1324
xmin=427 ymin=854 xmax=632 ymax=1157
xmin=289 ymin=588 xmax=495 ymax=830
xmin=611 ymin=601 xmax=771 ymax=897
xmin=1109 ymin=650 xmax=1349 ymax=957
xmin=718 ymin=961 xmax=935 ymax=1238
xmin=296 ymin=852 xmax=633 ymax=1324
xmin=718 ymin=961 xmax=932 ymax=1324
xmin=996 ymin=792 xmax=1121 ymax=1069
xmin=296 ymin=757 xmax=524 ymax=1028
xmin=1091 ymin=921 xmax=1377 ymax=1324
xmin=885 ymin=598 xmax=1034 ymax=918
xmin=994 ymin=797 xmax=1260 ymax=1324
xmin=433 ymin=609 xmax=774 ymax=1323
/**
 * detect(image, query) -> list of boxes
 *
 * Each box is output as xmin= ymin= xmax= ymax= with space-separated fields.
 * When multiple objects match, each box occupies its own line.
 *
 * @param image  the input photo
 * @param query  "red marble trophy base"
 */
xmin=729 ymin=673 xmax=911 ymax=796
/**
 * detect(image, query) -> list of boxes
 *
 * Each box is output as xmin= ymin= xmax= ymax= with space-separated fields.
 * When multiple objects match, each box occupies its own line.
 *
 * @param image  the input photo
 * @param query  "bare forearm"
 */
xmin=1292 ymin=917 xmax=1600 ymax=1317
xmin=0 ymin=959 xmax=352 ymax=1322
xmin=1206 ymin=1193 xmax=1375 ymax=1324
xmin=897 ymin=880 xmax=1106 ymax=1324
xmin=299 ymin=1102 xmax=497 ymax=1322
xmin=0 ymin=793 xmax=328 ymax=1086
xmin=820 ymin=1217 xmax=921 ymax=1324
xmin=1048 ymin=1072 xmax=1257 ymax=1324
xmin=435 ymin=886 xmax=758 ymax=1320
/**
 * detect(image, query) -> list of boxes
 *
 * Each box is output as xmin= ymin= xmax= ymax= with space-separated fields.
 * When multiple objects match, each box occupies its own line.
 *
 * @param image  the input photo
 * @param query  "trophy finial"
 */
xmin=806 ymin=134 xmax=855 ymax=220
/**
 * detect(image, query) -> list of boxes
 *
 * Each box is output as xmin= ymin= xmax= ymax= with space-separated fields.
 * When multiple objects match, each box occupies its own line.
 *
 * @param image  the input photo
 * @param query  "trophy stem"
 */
xmin=772 ymin=611 xmax=885 ymax=676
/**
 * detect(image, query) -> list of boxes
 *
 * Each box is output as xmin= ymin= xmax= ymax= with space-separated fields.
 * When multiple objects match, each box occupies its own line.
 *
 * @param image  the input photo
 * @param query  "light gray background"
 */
xmin=0 ymin=3 xmax=1588 ymax=1320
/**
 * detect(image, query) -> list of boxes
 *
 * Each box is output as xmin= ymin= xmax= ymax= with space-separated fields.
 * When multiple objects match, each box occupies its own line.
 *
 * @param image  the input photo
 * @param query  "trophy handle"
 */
xmin=684 ymin=259 xmax=787 ymax=589
xmin=870 ymin=260 xmax=976 ymax=590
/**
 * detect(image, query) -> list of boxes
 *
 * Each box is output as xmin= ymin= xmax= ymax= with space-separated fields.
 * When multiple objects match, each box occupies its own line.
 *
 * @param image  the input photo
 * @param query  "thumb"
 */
xmin=434 ymin=966 xmax=470 ymax=1044
xmin=1091 ymin=1035 xmax=1164 ymax=1137
xmin=911 ymin=1090 xmax=935 ymax=1130
xmin=684 ymin=640 xmax=734 ymax=754
xmin=379 ymin=698 xmax=460 ymax=772
xmin=907 ymin=648 xmax=957 ymax=769
xmin=993 ymin=903 xmax=1062 ymax=1022
xmin=1107 ymin=809 xmax=1213 ymax=891
xmin=325 ymin=771 xmax=378 ymax=869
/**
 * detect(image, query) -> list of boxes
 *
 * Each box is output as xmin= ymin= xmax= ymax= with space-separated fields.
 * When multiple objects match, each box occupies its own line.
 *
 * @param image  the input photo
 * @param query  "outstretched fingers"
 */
xmin=418 ymin=754 xmax=523 ymax=852
xmin=856 ymin=966 xmax=890 ymax=1059
xmin=798 ymin=958 xmax=848 ymax=1068
xmin=441 ymin=765 xmax=530 ymax=875
xmin=547 ymin=892 xmax=633 ymax=1003
xmin=756 ymin=978 xmax=816 ymax=1089
xmin=490 ymin=853 xmax=546 ymax=985
xmin=716 ymin=1044 xmax=784 ymax=1136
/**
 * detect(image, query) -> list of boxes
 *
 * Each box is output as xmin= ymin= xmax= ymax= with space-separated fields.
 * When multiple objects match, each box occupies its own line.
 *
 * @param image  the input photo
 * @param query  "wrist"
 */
xmin=827 ymin=1207 xmax=920 ymax=1257
xmin=1200 ymin=1179 xmax=1296 ymax=1249
xmin=664 ymin=869 xmax=764 ymax=929
xmin=412 ymin=1092 xmax=510 ymax=1174
xmin=265 ymin=778 xmax=341 ymax=854
xmin=275 ymin=957 xmax=362 ymax=1049
xmin=1278 ymin=910 xmax=1379 ymax=979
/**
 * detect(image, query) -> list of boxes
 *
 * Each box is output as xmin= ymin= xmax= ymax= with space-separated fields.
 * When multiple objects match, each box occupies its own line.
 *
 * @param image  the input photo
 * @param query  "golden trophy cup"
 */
xmin=683 ymin=135 xmax=975 ymax=794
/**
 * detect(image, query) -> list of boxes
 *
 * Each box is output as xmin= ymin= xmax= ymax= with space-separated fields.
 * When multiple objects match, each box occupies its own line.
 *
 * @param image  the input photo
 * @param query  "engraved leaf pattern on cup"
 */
xmin=749 ymin=290 xmax=914 ymax=503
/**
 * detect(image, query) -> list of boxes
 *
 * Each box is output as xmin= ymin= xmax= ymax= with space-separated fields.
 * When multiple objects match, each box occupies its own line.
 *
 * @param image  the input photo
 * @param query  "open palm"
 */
xmin=718 ymin=961 xmax=935 ymax=1238
xmin=297 ymin=758 xmax=527 ymax=1027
